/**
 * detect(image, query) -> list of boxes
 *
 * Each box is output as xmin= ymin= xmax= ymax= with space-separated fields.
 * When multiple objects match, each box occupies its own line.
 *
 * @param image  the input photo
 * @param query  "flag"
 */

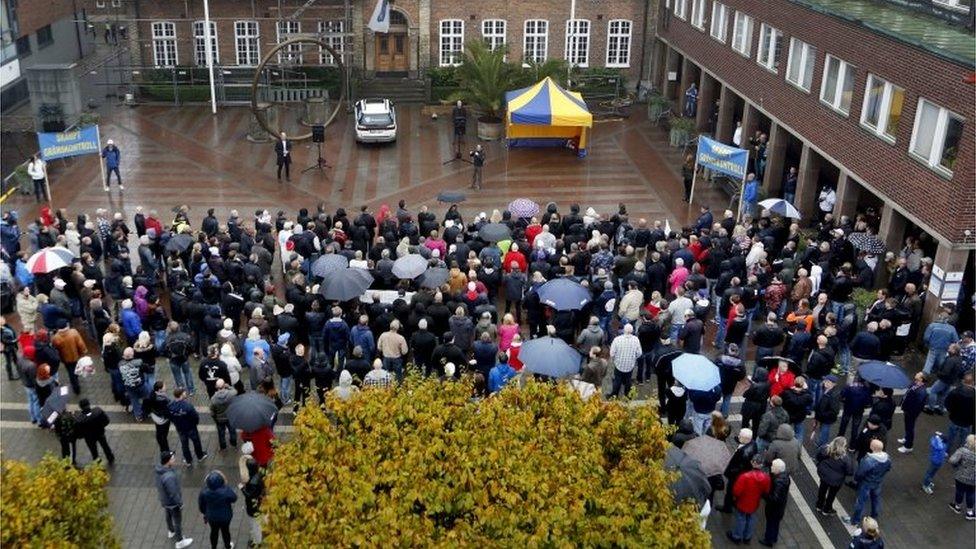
xmin=368 ymin=0 xmax=390 ymax=33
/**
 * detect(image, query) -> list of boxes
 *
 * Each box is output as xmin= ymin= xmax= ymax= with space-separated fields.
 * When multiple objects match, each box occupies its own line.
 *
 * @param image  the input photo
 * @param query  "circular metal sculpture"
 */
xmin=250 ymin=37 xmax=347 ymax=141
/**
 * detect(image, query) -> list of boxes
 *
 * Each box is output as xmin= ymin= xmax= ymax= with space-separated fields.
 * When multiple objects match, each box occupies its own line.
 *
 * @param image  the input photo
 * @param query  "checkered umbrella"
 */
xmin=26 ymin=246 xmax=75 ymax=274
xmin=848 ymin=232 xmax=886 ymax=254
xmin=508 ymin=198 xmax=540 ymax=219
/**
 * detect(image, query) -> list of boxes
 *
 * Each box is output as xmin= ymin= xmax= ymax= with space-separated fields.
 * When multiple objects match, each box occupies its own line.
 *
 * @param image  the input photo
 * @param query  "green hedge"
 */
xmin=139 ymin=84 xmax=212 ymax=103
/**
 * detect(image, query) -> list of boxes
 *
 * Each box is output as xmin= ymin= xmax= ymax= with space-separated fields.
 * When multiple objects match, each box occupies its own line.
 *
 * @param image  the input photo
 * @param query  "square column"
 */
xmin=878 ymin=204 xmax=907 ymax=255
xmin=794 ymin=143 xmax=820 ymax=221
xmin=833 ymin=171 xmax=858 ymax=221
xmin=716 ymin=85 xmax=735 ymax=144
xmin=696 ymin=72 xmax=718 ymax=133
xmin=923 ymin=243 xmax=971 ymax=322
xmin=762 ymin=121 xmax=788 ymax=195
xmin=679 ymin=57 xmax=696 ymax=113
xmin=739 ymin=102 xmax=757 ymax=148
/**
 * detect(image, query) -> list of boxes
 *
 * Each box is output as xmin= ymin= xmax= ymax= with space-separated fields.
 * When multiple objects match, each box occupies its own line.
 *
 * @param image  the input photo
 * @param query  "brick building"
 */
xmin=653 ymin=0 xmax=975 ymax=319
xmin=83 ymin=0 xmax=656 ymax=82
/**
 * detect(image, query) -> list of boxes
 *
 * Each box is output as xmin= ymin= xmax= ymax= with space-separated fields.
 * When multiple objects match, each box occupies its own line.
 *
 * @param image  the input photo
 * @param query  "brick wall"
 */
xmin=659 ymin=0 xmax=975 ymax=243
xmin=16 ymin=0 xmax=77 ymax=36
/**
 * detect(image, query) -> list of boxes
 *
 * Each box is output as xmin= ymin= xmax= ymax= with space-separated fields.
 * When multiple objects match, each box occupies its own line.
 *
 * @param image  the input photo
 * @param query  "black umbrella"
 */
xmin=164 ymin=233 xmax=193 ymax=254
xmin=437 ymin=190 xmax=467 ymax=203
xmin=848 ymin=232 xmax=886 ymax=254
xmin=226 ymin=392 xmax=277 ymax=432
xmin=319 ymin=268 xmax=374 ymax=301
xmin=757 ymin=355 xmax=801 ymax=375
xmin=478 ymin=223 xmax=511 ymax=242
xmin=665 ymin=447 xmax=712 ymax=506
xmin=40 ymin=384 xmax=70 ymax=426
xmin=311 ymin=254 xmax=348 ymax=278
xmin=419 ymin=267 xmax=450 ymax=289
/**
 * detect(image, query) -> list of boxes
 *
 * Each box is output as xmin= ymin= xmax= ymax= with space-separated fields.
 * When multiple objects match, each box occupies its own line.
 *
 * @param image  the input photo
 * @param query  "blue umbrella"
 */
xmin=537 ymin=278 xmax=591 ymax=311
xmin=671 ymin=353 xmax=721 ymax=391
xmin=519 ymin=336 xmax=583 ymax=379
xmin=857 ymin=361 xmax=911 ymax=389
xmin=311 ymin=253 xmax=348 ymax=278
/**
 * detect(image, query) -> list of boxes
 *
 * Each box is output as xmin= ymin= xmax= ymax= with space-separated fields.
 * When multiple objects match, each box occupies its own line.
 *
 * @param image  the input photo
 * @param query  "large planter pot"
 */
xmin=477 ymin=117 xmax=504 ymax=141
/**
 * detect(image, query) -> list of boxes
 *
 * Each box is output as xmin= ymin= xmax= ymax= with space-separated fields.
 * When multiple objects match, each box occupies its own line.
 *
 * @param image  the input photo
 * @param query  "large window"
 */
xmin=861 ymin=74 xmax=905 ymax=142
xmin=606 ymin=19 xmax=632 ymax=67
xmin=785 ymin=38 xmax=815 ymax=91
xmin=690 ymin=0 xmax=707 ymax=29
xmin=910 ymin=99 xmax=965 ymax=175
xmin=151 ymin=22 xmax=177 ymax=67
xmin=820 ymin=55 xmax=854 ymax=115
xmin=193 ymin=21 xmax=218 ymax=66
xmin=37 ymin=25 xmax=53 ymax=49
xmin=277 ymin=21 xmax=302 ymax=64
xmin=318 ymin=20 xmax=344 ymax=65
xmin=439 ymin=19 xmax=464 ymax=66
xmin=731 ymin=12 xmax=753 ymax=57
xmin=235 ymin=21 xmax=260 ymax=66
xmin=482 ymin=19 xmax=506 ymax=51
xmin=674 ymin=0 xmax=689 ymax=20
xmin=710 ymin=2 xmax=729 ymax=42
xmin=756 ymin=24 xmax=782 ymax=72
xmin=523 ymin=19 xmax=548 ymax=63
xmin=565 ymin=19 xmax=590 ymax=67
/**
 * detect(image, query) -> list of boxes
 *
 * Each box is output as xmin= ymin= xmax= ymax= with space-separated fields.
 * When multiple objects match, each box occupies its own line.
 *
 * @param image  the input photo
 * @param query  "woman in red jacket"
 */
xmin=502 ymin=243 xmax=527 ymax=274
xmin=768 ymin=360 xmax=796 ymax=397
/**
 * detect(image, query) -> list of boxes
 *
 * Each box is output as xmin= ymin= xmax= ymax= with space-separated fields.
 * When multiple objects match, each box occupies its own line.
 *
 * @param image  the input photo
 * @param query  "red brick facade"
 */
xmin=15 ymin=0 xmax=77 ymax=36
xmin=657 ymin=0 xmax=975 ymax=244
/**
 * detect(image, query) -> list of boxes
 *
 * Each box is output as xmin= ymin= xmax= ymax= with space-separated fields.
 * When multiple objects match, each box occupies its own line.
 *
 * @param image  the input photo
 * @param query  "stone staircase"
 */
xmin=359 ymin=76 xmax=428 ymax=103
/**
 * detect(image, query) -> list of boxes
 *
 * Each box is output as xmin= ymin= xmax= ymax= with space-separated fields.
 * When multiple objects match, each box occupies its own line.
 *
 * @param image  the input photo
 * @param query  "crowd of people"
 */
xmin=0 ymin=192 xmax=973 ymax=548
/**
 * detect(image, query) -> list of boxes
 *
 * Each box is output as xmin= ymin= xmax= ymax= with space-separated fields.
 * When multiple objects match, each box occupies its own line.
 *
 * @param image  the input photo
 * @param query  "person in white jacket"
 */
xmin=219 ymin=343 xmax=244 ymax=393
xmin=26 ymin=155 xmax=47 ymax=203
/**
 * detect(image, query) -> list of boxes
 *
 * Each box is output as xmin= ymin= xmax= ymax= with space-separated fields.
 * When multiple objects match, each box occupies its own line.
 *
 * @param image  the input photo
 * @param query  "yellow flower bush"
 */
xmin=1 ymin=456 xmax=119 ymax=548
xmin=263 ymin=376 xmax=709 ymax=547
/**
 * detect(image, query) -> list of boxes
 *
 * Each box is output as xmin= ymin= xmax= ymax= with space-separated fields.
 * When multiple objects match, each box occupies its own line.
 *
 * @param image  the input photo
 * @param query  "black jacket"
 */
xmin=814 ymin=387 xmax=842 ymax=424
xmin=946 ymin=385 xmax=975 ymax=428
xmin=741 ymin=381 xmax=771 ymax=421
xmin=76 ymin=407 xmax=110 ymax=439
xmin=724 ymin=440 xmax=759 ymax=481
xmin=869 ymin=396 xmax=896 ymax=430
xmin=765 ymin=473 xmax=791 ymax=518
xmin=781 ymin=388 xmax=813 ymax=425
xmin=815 ymin=445 xmax=853 ymax=487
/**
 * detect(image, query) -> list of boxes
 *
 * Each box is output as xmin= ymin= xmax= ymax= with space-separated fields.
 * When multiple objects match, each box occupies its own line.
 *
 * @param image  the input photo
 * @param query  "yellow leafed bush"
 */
xmin=1 ymin=455 xmax=120 ymax=548
xmin=262 ymin=376 xmax=710 ymax=547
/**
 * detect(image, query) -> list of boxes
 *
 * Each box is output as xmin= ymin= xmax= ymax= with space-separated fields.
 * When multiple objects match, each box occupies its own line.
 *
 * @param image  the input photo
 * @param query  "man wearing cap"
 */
xmin=853 ymin=415 xmax=888 ymax=462
xmin=155 ymin=451 xmax=193 ymax=548
xmin=812 ymin=375 xmax=842 ymax=447
xmin=101 ymin=139 xmax=123 ymax=191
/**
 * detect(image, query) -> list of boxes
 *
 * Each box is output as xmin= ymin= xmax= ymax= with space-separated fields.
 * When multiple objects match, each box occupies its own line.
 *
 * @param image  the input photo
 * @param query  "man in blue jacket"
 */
xmin=850 ymin=439 xmax=891 ymax=534
xmin=488 ymin=352 xmax=516 ymax=394
xmin=168 ymin=388 xmax=208 ymax=466
xmin=155 ymin=451 xmax=193 ymax=548
xmin=101 ymin=139 xmax=123 ymax=191
xmin=897 ymin=372 xmax=928 ymax=453
xmin=740 ymin=173 xmax=759 ymax=220
xmin=322 ymin=307 xmax=350 ymax=370
xmin=922 ymin=313 xmax=959 ymax=375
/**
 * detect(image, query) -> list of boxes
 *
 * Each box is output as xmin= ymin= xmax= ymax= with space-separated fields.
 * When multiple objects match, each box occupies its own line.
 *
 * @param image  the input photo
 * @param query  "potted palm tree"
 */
xmin=453 ymin=40 xmax=517 ymax=141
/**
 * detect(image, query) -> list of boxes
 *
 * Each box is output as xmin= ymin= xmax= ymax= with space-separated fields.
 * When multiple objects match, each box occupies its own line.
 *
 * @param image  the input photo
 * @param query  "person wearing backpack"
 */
xmin=53 ymin=407 xmax=79 ymax=465
xmin=77 ymin=398 xmax=114 ymax=464
xmin=119 ymin=347 xmax=149 ymax=420
xmin=163 ymin=321 xmax=195 ymax=394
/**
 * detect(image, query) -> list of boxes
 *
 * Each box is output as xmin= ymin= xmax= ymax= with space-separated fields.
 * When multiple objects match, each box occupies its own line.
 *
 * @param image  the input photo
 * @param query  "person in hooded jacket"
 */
xmin=759 ymin=458 xmax=791 ymax=547
xmin=757 ymin=395 xmax=789 ymax=452
xmin=717 ymin=344 xmax=746 ymax=417
xmin=764 ymin=423 xmax=801 ymax=474
xmin=669 ymin=418 xmax=697 ymax=449
xmin=331 ymin=369 xmax=360 ymax=401
xmin=741 ymin=367 xmax=771 ymax=433
xmin=239 ymin=451 xmax=265 ymax=546
xmin=849 ymin=517 xmax=885 ymax=549
xmin=849 ymin=439 xmax=891 ymax=530
xmin=198 ymin=470 xmax=237 ymax=549
xmin=156 ymin=451 xmax=193 ymax=549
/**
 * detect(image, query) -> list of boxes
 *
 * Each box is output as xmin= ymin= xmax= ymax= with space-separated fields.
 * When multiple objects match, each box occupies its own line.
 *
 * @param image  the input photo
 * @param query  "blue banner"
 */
xmin=696 ymin=135 xmax=748 ymax=180
xmin=37 ymin=125 xmax=101 ymax=161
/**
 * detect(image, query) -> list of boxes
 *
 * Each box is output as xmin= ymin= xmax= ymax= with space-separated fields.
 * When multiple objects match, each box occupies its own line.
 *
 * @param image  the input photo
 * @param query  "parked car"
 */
xmin=354 ymin=98 xmax=397 ymax=143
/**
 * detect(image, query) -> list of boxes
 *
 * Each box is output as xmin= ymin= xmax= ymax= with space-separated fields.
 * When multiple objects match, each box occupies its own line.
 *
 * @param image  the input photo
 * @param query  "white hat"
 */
xmin=106 ymin=139 xmax=114 ymax=145
xmin=444 ymin=362 xmax=456 ymax=377
xmin=241 ymin=441 xmax=254 ymax=456
xmin=53 ymin=278 xmax=66 ymax=289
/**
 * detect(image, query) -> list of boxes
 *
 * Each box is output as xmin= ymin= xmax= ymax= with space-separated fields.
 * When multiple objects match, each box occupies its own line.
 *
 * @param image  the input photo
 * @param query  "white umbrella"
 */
xmin=758 ymin=198 xmax=801 ymax=219
xmin=26 ymin=246 xmax=76 ymax=273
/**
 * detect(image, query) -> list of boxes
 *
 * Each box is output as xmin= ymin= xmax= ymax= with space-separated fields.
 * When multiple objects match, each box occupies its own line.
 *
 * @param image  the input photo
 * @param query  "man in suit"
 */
xmin=274 ymin=131 xmax=292 ymax=181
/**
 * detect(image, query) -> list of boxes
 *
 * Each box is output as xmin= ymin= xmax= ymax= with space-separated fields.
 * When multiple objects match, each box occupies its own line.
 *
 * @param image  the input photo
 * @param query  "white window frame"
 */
xmin=234 ymin=20 xmax=260 ymax=67
xmin=276 ymin=20 xmax=302 ymax=64
xmin=318 ymin=20 xmax=344 ymax=65
xmin=674 ymin=0 xmax=688 ymax=20
xmin=731 ymin=12 xmax=753 ymax=57
xmin=860 ymin=74 xmax=905 ymax=143
xmin=564 ymin=19 xmax=590 ymax=68
xmin=482 ymin=19 xmax=506 ymax=52
xmin=523 ymin=19 xmax=548 ymax=64
xmin=95 ymin=0 xmax=106 ymax=8
xmin=710 ymin=2 xmax=729 ymax=43
xmin=690 ymin=0 xmax=708 ymax=30
xmin=785 ymin=37 xmax=816 ymax=92
xmin=439 ymin=19 xmax=464 ymax=67
xmin=193 ymin=20 xmax=218 ymax=66
xmin=819 ymin=54 xmax=854 ymax=115
xmin=111 ymin=0 xmax=121 ymax=6
xmin=933 ymin=0 xmax=971 ymax=12
xmin=756 ymin=24 xmax=782 ymax=73
xmin=151 ymin=22 xmax=178 ymax=67
xmin=909 ymin=98 xmax=965 ymax=176
xmin=605 ymin=19 xmax=632 ymax=68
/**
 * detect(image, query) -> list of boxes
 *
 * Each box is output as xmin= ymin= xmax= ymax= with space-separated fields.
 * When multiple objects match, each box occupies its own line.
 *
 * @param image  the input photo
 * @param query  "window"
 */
xmin=235 ymin=21 xmax=260 ymax=66
xmin=820 ymin=55 xmax=854 ymax=114
xmin=439 ymin=19 xmax=464 ymax=66
xmin=96 ymin=0 xmax=106 ymax=7
xmin=277 ymin=21 xmax=302 ymax=64
xmin=910 ymin=99 xmax=965 ymax=174
xmin=860 ymin=74 xmax=905 ymax=141
xmin=151 ymin=22 xmax=177 ymax=67
xmin=318 ymin=20 xmax=344 ymax=65
xmin=14 ymin=35 xmax=30 ymax=57
xmin=731 ymin=12 xmax=753 ymax=57
xmin=934 ymin=0 xmax=972 ymax=12
xmin=193 ymin=21 xmax=218 ymax=66
xmin=111 ymin=0 xmax=121 ymax=6
xmin=710 ymin=2 xmax=728 ymax=42
xmin=674 ymin=0 xmax=688 ymax=20
xmin=565 ymin=19 xmax=590 ymax=67
xmin=482 ymin=19 xmax=506 ymax=51
xmin=690 ymin=0 xmax=707 ymax=29
xmin=756 ymin=24 xmax=781 ymax=72
xmin=523 ymin=19 xmax=548 ymax=63
xmin=37 ymin=25 xmax=53 ymax=49
xmin=606 ymin=20 xmax=632 ymax=67
xmin=785 ymin=38 xmax=816 ymax=91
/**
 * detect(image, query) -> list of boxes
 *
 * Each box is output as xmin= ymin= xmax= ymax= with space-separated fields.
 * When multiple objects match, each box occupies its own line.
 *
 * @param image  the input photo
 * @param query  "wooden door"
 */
xmin=375 ymin=33 xmax=408 ymax=72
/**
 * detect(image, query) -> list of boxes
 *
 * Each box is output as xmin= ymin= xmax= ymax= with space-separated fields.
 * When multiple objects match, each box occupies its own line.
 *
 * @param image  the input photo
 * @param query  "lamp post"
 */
xmin=567 ymin=0 xmax=576 ymax=87
xmin=203 ymin=0 xmax=217 ymax=114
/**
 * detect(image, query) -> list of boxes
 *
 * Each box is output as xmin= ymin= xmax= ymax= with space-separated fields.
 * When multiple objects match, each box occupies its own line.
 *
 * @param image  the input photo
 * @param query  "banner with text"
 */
xmin=37 ymin=126 xmax=101 ymax=161
xmin=695 ymin=135 xmax=748 ymax=180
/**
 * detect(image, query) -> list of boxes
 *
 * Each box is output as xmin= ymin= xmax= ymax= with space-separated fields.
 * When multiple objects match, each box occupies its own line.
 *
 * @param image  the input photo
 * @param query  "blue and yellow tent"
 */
xmin=505 ymin=77 xmax=592 ymax=158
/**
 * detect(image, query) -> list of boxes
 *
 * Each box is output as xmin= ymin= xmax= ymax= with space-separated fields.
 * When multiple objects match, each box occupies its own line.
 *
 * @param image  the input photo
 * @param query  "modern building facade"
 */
xmin=654 ymin=0 xmax=975 ymax=317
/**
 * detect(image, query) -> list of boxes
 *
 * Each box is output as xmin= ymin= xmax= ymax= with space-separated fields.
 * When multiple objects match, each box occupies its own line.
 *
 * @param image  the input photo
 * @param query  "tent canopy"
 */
xmin=505 ymin=77 xmax=592 ymax=157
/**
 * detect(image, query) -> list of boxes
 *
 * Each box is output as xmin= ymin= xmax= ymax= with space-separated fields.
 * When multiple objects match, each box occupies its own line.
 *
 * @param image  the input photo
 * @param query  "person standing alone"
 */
xmin=470 ymin=144 xmax=485 ymax=190
xmin=155 ymin=451 xmax=194 ymax=549
xmin=274 ymin=131 xmax=292 ymax=182
xmin=26 ymin=155 xmax=47 ymax=203
xmin=101 ymin=139 xmax=123 ymax=191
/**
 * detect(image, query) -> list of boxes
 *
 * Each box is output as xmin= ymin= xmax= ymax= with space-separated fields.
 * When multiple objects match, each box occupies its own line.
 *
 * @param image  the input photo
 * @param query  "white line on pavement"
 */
xmin=799 ymin=442 xmax=857 ymax=537
xmin=0 ymin=419 xmax=296 ymax=433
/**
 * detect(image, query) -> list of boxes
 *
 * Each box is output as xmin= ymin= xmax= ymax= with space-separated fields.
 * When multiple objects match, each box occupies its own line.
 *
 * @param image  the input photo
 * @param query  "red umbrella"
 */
xmin=25 ymin=247 xmax=75 ymax=274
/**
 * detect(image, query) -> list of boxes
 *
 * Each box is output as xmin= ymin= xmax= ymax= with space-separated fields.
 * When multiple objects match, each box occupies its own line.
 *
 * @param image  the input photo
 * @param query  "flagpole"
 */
xmin=688 ymin=159 xmax=699 ymax=205
xmin=203 ymin=0 xmax=217 ymax=114
xmin=94 ymin=124 xmax=107 ymax=187
xmin=43 ymin=163 xmax=53 ymax=210
xmin=567 ymin=0 xmax=576 ymax=86
xmin=737 ymin=173 xmax=746 ymax=223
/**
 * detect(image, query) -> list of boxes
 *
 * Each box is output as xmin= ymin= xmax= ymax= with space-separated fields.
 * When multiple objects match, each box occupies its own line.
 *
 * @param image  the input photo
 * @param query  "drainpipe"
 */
xmin=70 ymin=0 xmax=84 ymax=59
xmin=637 ymin=0 xmax=651 ymax=88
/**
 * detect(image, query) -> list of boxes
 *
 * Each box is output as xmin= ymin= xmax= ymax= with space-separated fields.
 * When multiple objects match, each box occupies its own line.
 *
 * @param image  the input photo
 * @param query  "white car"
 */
xmin=354 ymin=98 xmax=397 ymax=143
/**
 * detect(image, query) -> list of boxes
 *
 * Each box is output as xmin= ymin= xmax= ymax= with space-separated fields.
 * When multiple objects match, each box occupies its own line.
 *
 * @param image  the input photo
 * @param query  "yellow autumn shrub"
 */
xmin=262 ymin=376 xmax=709 ymax=547
xmin=1 ymin=455 xmax=119 ymax=548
